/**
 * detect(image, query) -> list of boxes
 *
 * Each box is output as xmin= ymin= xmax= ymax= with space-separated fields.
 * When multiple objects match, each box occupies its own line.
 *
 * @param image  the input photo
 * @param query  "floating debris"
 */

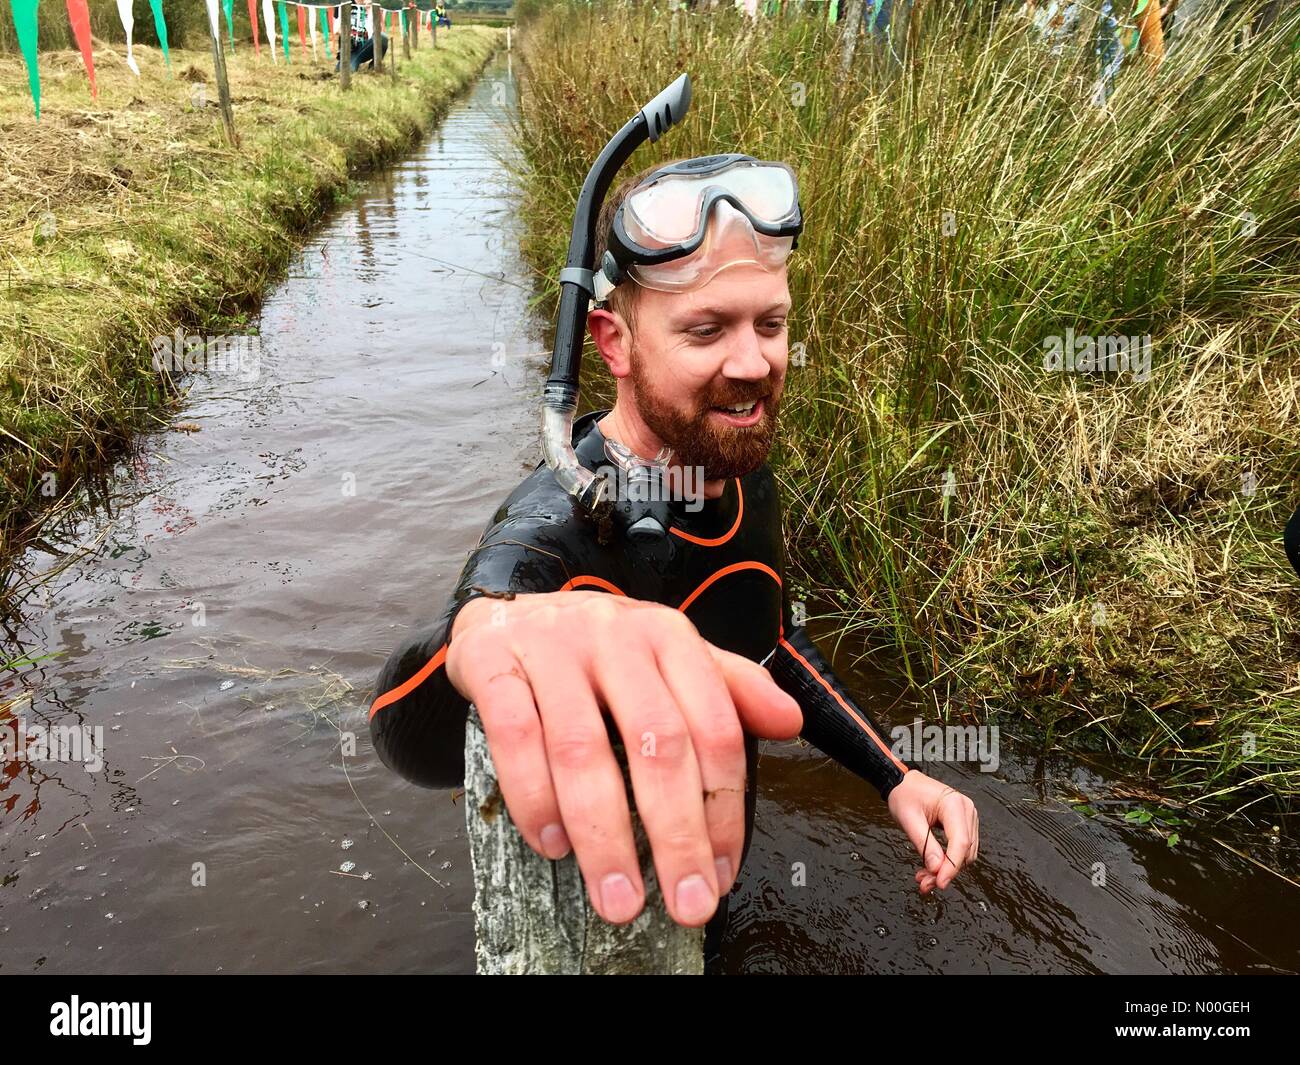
xmin=340 ymin=860 xmax=356 ymax=873
xmin=219 ymin=680 xmax=235 ymax=691
xmin=341 ymin=839 xmax=354 ymax=850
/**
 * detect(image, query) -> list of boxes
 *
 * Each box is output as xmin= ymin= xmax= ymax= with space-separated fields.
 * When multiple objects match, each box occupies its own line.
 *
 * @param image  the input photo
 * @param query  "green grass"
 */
xmin=509 ymin=1 xmax=1300 ymax=811
xmin=0 ymin=27 xmax=503 ymax=568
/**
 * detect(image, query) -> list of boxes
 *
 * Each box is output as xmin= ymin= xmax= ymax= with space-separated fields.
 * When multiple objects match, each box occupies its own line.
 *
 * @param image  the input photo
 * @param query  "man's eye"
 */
xmin=761 ymin=319 xmax=787 ymax=332
xmin=689 ymin=325 xmax=721 ymax=339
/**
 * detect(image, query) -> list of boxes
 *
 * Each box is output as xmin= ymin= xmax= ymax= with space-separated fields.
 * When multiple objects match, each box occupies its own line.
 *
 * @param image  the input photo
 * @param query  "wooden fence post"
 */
xmin=464 ymin=707 xmax=704 ymax=975
xmin=340 ymin=2 xmax=353 ymax=89
xmin=206 ymin=7 xmax=239 ymax=147
xmin=371 ymin=3 xmax=384 ymax=71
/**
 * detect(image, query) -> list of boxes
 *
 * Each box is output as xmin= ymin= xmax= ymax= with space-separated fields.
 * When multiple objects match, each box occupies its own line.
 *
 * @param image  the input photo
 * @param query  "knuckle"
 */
xmin=631 ymin=712 xmax=689 ymax=763
xmin=692 ymin=716 xmax=745 ymax=761
xmin=546 ymin=726 xmax=606 ymax=770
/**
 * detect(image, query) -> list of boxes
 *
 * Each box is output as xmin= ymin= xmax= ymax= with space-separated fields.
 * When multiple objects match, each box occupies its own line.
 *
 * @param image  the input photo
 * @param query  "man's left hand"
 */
xmin=886 ymin=771 xmax=979 ymax=894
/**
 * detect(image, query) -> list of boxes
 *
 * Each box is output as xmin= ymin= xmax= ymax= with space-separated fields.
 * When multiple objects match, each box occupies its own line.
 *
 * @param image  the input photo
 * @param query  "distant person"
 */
xmin=435 ymin=3 xmax=451 ymax=27
xmin=334 ymin=3 xmax=389 ymax=71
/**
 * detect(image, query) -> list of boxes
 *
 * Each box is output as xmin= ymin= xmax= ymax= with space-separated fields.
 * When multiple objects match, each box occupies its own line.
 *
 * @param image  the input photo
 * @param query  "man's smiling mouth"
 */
xmin=710 ymin=397 xmax=765 ymax=427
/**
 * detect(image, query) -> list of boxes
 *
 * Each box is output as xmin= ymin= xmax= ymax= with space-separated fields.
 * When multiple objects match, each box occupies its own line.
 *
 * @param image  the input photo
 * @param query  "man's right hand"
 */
xmin=445 ymin=591 xmax=803 ymax=929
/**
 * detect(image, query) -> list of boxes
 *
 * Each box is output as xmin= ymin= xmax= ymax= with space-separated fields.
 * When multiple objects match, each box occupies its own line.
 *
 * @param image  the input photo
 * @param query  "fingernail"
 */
xmin=714 ymin=855 xmax=733 ymax=893
xmin=675 ymin=874 xmax=717 ymax=924
xmin=599 ymin=873 xmax=640 ymax=923
xmin=539 ymin=823 xmax=570 ymax=860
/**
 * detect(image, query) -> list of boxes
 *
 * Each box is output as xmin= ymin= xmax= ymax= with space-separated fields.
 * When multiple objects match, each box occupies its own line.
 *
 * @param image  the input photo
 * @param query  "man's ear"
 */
xmin=588 ymin=307 xmax=633 ymax=378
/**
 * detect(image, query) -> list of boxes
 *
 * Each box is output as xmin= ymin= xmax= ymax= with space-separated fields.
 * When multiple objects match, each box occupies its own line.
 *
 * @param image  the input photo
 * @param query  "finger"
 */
xmin=707 ymin=645 xmax=803 ymax=738
xmin=520 ymin=633 xmax=646 ymax=926
xmin=469 ymin=639 xmax=571 ymax=862
xmin=593 ymin=630 xmax=721 ymax=928
xmin=894 ymin=801 xmax=947 ymax=876
xmin=648 ymin=613 xmax=747 ymax=894
xmin=934 ymin=794 xmax=973 ymax=888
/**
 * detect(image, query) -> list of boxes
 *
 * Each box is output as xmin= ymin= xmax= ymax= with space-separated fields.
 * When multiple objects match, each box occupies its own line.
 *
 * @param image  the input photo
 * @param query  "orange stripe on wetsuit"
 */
xmin=669 ymin=479 xmax=743 ymax=547
xmin=368 ymin=561 xmax=780 ymax=719
xmin=777 ymin=635 xmax=909 ymax=775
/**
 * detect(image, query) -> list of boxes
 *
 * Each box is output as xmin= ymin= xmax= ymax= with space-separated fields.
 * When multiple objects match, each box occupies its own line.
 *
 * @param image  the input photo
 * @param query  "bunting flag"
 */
xmin=147 ymin=0 xmax=171 ymax=69
xmin=65 ymin=0 xmax=97 ymax=99
xmin=318 ymin=5 xmax=329 ymax=55
xmin=296 ymin=2 xmax=307 ymax=60
xmin=277 ymin=0 xmax=290 ymax=63
xmin=399 ymin=8 xmax=406 ymax=34
xmin=222 ymin=0 xmax=234 ymax=47
xmin=325 ymin=3 xmax=333 ymax=41
xmin=9 ymin=0 xmax=40 ymax=117
xmin=203 ymin=0 xmax=218 ymax=37
xmin=247 ymin=0 xmax=260 ymax=55
xmin=262 ymin=0 xmax=276 ymax=61
xmin=117 ymin=0 xmax=140 ymax=76
xmin=308 ymin=6 xmax=318 ymax=61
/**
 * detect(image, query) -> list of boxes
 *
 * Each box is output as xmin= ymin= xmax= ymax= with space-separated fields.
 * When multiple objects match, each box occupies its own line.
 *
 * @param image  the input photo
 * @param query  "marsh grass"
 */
xmin=511 ymin=1 xmax=1300 ymax=808
xmin=0 ymin=28 xmax=503 ymax=578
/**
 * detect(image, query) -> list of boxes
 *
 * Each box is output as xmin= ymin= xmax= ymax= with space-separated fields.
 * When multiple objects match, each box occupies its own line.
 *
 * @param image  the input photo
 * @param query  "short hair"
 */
xmin=593 ymin=157 xmax=692 ymax=338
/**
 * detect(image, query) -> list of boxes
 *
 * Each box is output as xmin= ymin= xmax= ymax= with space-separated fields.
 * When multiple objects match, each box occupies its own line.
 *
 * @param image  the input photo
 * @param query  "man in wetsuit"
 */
xmin=369 ymin=154 xmax=979 ymax=941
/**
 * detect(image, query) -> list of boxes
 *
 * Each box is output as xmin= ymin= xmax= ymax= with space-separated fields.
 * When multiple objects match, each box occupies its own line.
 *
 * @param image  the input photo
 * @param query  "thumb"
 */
xmin=708 ymin=645 xmax=803 ymax=739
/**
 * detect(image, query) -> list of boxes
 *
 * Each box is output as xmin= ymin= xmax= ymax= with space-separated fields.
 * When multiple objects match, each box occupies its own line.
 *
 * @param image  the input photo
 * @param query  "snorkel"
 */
xmin=542 ymin=72 xmax=693 ymax=523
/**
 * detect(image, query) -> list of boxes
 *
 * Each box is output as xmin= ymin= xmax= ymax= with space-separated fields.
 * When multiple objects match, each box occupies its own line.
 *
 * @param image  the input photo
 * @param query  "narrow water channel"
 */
xmin=2 ymin=55 xmax=1296 ymax=975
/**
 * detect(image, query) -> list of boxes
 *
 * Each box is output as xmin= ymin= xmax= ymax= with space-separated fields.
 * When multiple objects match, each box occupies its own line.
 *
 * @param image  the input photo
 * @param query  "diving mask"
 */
xmin=594 ymin=153 xmax=803 ymax=301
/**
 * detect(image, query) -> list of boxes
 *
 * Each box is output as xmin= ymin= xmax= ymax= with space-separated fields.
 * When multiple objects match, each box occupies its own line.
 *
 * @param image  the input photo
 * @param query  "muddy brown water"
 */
xmin=2 ymin=58 xmax=1297 ymax=975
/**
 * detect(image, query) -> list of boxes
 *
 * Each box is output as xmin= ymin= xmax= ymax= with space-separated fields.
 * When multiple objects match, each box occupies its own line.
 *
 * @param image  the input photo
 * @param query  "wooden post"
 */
xmin=431 ymin=15 xmax=437 ymax=48
xmin=464 ymin=707 xmax=704 ymax=975
xmin=340 ymin=2 xmax=352 ymax=90
xmin=403 ymin=11 xmax=411 ymax=59
xmin=411 ymin=4 xmax=419 ymax=49
xmin=371 ymin=3 xmax=384 ymax=71
xmin=388 ymin=11 xmax=398 ymax=80
xmin=207 ymin=10 xmax=240 ymax=147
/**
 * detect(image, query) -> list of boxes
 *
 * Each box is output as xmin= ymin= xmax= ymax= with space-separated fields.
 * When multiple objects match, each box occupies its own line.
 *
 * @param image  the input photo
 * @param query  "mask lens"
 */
xmin=624 ymin=161 xmax=798 ymax=248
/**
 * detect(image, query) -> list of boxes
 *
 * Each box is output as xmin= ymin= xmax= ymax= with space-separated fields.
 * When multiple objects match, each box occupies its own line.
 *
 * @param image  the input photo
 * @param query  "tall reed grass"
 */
xmin=511 ymin=0 xmax=1300 ymax=808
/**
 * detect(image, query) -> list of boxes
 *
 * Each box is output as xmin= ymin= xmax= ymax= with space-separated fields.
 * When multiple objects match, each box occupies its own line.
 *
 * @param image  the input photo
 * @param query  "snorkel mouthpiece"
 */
xmin=542 ymin=73 xmax=693 ymax=518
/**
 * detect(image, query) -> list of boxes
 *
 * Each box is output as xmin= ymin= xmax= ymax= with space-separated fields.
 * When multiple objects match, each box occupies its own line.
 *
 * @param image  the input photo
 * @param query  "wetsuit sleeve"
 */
xmin=769 ymin=594 xmax=911 ymax=802
xmin=368 ymin=519 xmax=577 ymax=790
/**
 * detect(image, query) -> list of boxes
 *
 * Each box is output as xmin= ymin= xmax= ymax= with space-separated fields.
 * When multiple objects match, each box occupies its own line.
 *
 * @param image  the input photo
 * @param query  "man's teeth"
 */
xmin=720 ymin=402 xmax=756 ymax=414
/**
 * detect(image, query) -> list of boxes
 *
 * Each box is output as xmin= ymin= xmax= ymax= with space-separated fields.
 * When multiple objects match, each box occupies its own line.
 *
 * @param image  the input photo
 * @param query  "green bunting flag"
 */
xmin=277 ymin=0 xmax=290 ymax=63
xmin=9 ymin=0 xmax=40 ymax=119
xmin=148 ymin=0 xmax=172 ymax=69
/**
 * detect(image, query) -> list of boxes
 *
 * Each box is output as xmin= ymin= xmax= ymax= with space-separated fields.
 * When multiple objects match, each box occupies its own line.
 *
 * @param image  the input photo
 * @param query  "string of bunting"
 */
xmin=5 ymin=0 xmax=442 ymax=118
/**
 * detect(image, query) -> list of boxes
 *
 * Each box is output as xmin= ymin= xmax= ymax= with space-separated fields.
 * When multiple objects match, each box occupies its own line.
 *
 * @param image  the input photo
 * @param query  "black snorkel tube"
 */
xmin=542 ymin=72 xmax=693 ymax=521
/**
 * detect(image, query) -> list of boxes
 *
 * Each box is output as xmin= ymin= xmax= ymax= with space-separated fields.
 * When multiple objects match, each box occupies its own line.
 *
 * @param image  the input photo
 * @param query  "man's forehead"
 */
xmin=658 ymin=274 xmax=792 ymax=320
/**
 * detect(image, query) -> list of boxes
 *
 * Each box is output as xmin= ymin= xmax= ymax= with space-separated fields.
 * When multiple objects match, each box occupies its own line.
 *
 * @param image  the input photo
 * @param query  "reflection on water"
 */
xmin=2 ymin=57 xmax=1297 ymax=976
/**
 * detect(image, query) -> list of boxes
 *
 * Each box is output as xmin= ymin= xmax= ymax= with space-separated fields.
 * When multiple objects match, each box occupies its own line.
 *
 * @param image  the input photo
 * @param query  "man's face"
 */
xmin=624 ymin=264 xmax=791 ymax=480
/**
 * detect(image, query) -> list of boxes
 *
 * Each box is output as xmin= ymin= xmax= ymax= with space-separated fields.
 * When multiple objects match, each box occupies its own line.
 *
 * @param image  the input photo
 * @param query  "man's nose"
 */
xmin=721 ymin=325 xmax=774 ymax=380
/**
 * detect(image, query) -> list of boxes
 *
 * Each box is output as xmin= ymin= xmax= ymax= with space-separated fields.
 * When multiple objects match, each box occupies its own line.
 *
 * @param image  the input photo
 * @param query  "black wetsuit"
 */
xmin=369 ymin=410 xmax=911 ymax=950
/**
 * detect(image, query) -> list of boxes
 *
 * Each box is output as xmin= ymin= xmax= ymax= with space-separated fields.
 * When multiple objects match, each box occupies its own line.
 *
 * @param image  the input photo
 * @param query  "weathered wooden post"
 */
xmin=388 ymin=10 xmax=398 ymax=80
xmin=402 ymin=10 xmax=411 ymax=59
xmin=205 ymin=0 xmax=240 ymax=147
xmin=411 ymin=3 xmax=419 ymax=49
xmin=340 ymin=2 xmax=353 ymax=90
xmin=464 ymin=707 xmax=704 ymax=975
xmin=371 ymin=3 xmax=384 ymax=71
